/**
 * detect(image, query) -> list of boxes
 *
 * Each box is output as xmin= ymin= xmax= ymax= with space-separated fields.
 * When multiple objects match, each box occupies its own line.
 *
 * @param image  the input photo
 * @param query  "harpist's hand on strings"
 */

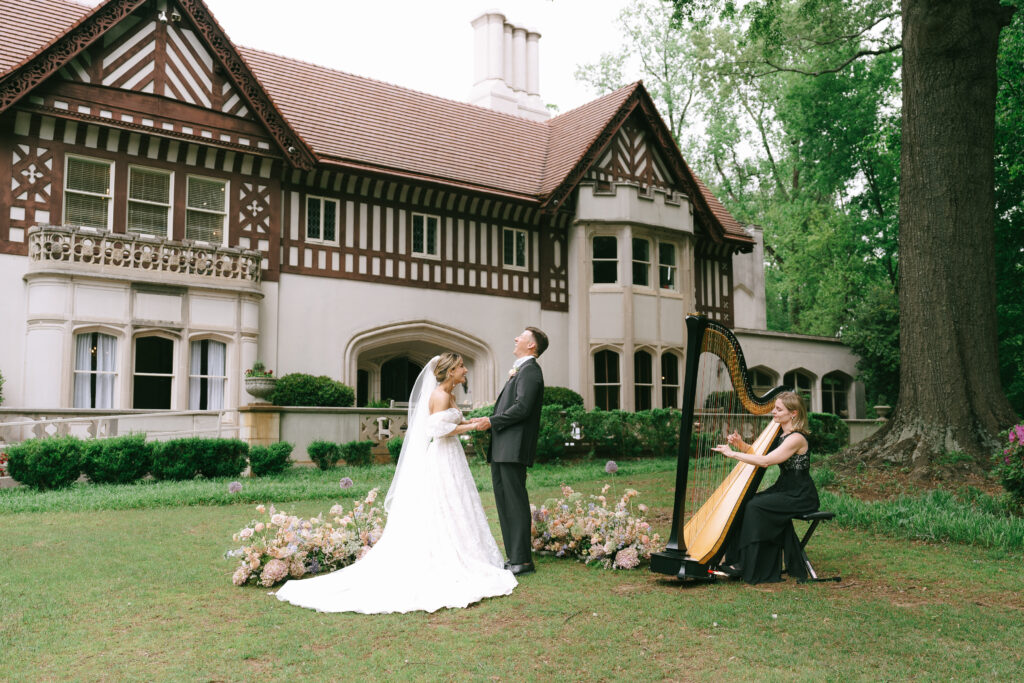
xmin=725 ymin=431 xmax=745 ymax=449
xmin=712 ymin=444 xmax=735 ymax=458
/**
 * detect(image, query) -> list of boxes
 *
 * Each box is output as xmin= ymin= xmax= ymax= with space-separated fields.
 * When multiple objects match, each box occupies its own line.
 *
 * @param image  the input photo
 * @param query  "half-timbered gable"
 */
xmin=0 ymin=0 xmax=865 ymax=421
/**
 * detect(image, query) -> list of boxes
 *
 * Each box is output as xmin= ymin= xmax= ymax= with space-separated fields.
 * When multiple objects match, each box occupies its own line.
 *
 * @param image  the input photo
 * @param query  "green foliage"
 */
xmin=81 ymin=434 xmax=152 ymax=485
xmin=995 ymin=8 xmax=1024 ymax=416
xmin=992 ymin=425 xmax=1024 ymax=505
xmin=271 ymin=373 xmax=355 ymax=407
xmin=386 ymin=436 xmax=403 ymax=463
xmin=150 ymin=440 xmax=197 ymax=481
xmin=807 ymin=412 xmax=850 ymax=454
xmin=340 ymin=440 xmax=375 ymax=467
xmin=633 ymin=409 xmax=681 ymax=456
xmin=703 ymin=390 xmax=742 ymax=413
xmin=463 ymin=405 xmax=495 ymax=460
xmin=0 ymin=368 xmax=5 ymax=405
xmin=543 ymin=386 xmax=584 ymax=409
xmin=364 ymin=399 xmax=390 ymax=408
xmin=306 ymin=440 xmax=341 ymax=471
xmin=248 ymin=441 xmax=294 ymax=477
xmin=5 ymin=436 xmax=83 ymax=490
xmin=840 ymin=283 xmax=900 ymax=408
xmin=191 ymin=439 xmax=248 ymax=479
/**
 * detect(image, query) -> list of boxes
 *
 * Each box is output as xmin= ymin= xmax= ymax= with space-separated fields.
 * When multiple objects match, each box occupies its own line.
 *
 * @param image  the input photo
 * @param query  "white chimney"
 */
xmin=469 ymin=10 xmax=549 ymax=121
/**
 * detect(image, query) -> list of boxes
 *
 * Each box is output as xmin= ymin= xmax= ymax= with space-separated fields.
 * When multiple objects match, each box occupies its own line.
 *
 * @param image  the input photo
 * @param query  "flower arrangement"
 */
xmin=993 ymin=424 xmax=1024 ymax=505
xmin=531 ymin=484 xmax=664 ymax=570
xmin=245 ymin=361 xmax=273 ymax=378
xmin=226 ymin=488 xmax=386 ymax=587
xmin=0 ymin=450 xmax=8 ymax=477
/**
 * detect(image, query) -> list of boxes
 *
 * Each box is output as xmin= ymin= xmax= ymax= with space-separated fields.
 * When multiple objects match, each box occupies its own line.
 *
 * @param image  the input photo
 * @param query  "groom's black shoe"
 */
xmin=503 ymin=561 xmax=511 ymax=570
xmin=509 ymin=562 xmax=535 ymax=576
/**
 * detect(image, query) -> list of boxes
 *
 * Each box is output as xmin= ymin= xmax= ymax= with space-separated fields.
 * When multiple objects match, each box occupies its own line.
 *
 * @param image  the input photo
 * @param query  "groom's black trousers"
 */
xmin=490 ymin=462 xmax=531 ymax=565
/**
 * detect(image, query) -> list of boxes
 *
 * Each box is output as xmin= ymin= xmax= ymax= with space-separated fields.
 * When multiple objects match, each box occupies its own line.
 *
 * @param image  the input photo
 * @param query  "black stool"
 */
xmin=793 ymin=511 xmax=841 ymax=582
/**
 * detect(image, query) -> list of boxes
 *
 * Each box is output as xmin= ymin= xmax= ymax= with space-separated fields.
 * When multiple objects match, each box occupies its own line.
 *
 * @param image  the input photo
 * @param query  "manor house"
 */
xmin=0 ymin=0 xmax=863 ymax=418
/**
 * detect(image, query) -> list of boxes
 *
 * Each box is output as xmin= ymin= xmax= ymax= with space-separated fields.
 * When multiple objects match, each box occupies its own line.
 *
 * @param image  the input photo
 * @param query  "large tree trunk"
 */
xmin=846 ymin=0 xmax=1018 ymax=473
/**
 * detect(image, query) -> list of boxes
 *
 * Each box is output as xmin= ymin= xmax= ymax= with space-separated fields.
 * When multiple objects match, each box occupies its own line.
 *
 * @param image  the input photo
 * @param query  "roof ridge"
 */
xmin=237 ymin=45 xmax=550 ymax=129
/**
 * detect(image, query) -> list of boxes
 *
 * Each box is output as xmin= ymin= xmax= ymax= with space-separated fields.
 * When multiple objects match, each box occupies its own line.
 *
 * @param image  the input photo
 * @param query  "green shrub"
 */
xmin=536 ymin=405 xmax=571 ymax=462
xmin=307 ymin=440 xmax=341 ymax=470
xmin=703 ymin=390 xmax=743 ymax=413
xmin=387 ymin=436 xmax=403 ymax=463
xmin=365 ymin=399 xmax=390 ymax=408
xmin=464 ymin=405 xmax=495 ymax=460
xmin=807 ymin=412 xmax=849 ymax=454
xmin=340 ymin=440 xmax=374 ymax=467
xmin=993 ymin=425 xmax=1024 ymax=505
xmin=0 ymin=368 xmax=5 ymax=405
xmin=5 ymin=436 xmax=83 ymax=490
xmin=151 ymin=439 xmax=199 ymax=481
xmin=272 ymin=373 xmax=355 ymax=407
xmin=192 ymin=439 xmax=248 ymax=479
xmin=581 ymin=410 xmax=643 ymax=459
xmin=249 ymin=441 xmax=294 ymax=476
xmin=543 ymin=386 xmax=584 ymax=409
xmin=635 ymin=409 xmax=680 ymax=456
xmin=81 ymin=434 xmax=152 ymax=485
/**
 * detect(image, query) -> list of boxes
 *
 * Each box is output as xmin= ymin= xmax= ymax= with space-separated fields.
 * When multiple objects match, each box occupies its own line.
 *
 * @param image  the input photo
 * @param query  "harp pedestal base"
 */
xmin=650 ymin=550 xmax=715 ymax=581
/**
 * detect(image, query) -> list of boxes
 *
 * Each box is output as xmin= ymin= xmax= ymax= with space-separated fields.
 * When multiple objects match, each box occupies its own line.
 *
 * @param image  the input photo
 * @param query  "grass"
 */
xmin=2 ymin=459 xmax=1024 ymax=679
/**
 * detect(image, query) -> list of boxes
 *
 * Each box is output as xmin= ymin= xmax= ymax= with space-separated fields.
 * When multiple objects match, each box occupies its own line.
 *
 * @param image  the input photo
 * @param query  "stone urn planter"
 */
xmin=245 ymin=376 xmax=277 ymax=403
xmin=873 ymin=404 xmax=892 ymax=420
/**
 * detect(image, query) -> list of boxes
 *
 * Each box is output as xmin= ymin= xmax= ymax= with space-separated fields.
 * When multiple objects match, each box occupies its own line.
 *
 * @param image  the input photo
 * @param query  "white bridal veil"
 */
xmin=384 ymin=356 xmax=440 ymax=512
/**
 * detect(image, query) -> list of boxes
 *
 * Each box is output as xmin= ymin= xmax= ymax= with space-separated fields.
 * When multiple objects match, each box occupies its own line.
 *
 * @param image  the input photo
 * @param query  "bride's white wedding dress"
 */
xmin=275 ymin=401 xmax=516 ymax=613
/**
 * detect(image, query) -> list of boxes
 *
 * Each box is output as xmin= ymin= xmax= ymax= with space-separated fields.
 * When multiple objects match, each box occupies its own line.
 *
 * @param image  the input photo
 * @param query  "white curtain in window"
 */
xmin=207 ymin=340 xmax=226 ymax=410
xmin=73 ymin=334 xmax=92 ymax=408
xmin=189 ymin=341 xmax=203 ymax=409
xmin=95 ymin=334 xmax=116 ymax=409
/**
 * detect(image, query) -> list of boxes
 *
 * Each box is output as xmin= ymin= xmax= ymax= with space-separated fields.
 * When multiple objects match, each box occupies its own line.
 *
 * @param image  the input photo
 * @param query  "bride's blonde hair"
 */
xmin=433 ymin=352 xmax=463 ymax=383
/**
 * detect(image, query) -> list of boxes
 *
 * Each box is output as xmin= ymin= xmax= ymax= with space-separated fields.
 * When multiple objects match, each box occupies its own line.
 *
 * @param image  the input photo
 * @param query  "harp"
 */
xmin=651 ymin=315 xmax=788 ymax=580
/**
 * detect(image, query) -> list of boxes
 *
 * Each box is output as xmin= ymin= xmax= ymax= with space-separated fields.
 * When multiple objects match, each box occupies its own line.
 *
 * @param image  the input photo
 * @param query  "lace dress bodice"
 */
xmin=425 ymin=408 xmax=463 ymax=440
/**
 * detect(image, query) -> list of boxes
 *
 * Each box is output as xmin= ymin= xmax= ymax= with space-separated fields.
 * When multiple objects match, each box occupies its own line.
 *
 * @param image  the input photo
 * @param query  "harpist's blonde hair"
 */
xmin=778 ymin=391 xmax=810 ymax=434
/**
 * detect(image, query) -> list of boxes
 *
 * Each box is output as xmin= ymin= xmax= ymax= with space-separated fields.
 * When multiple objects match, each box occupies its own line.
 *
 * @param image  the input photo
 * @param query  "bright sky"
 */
xmin=82 ymin=0 xmax=632 ymax=113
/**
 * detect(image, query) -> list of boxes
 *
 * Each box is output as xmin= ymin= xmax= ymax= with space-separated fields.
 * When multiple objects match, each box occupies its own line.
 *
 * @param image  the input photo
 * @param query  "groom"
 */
xmin=477 ymin=327 xmax=547 ymax=576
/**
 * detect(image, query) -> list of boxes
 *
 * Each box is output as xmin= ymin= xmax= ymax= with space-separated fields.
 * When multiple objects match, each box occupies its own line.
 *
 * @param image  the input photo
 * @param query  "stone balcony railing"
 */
xmin=27 ymin=225 xmax=261 ymax=286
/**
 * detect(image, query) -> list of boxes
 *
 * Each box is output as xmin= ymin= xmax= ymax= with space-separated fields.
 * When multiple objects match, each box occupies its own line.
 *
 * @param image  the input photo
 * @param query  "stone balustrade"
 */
xmin=27 ymin=224 xmax=261 ymax=284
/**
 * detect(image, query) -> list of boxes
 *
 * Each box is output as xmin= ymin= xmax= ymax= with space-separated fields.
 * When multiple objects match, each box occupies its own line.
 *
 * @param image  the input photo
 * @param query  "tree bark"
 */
xmin=845 ymin=0 xmax=1018 ymax=472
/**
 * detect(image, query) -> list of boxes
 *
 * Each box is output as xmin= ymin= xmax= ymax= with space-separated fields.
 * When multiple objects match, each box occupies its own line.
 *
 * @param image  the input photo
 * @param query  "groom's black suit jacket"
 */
xmin=487 ymin=357 xmax=544 ymax=467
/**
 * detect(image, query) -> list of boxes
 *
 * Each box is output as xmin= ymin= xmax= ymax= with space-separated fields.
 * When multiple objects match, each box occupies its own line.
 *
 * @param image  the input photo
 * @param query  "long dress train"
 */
xmin=274 ymin=408 xmax=516 ymax=613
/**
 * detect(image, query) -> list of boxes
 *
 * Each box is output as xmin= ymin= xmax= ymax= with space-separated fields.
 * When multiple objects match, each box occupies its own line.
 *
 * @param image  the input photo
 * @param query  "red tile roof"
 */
xmin=0 ymin=0 xmax=748 ymax=243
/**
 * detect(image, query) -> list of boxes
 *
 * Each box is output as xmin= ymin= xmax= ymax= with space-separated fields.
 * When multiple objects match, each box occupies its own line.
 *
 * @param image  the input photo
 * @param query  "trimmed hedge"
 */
xmin=151 ymin=438 xmax=249 ymax=481
xmin=341 ymin=440 xmax=375 ymax=467
xmin=543 ymin=386 xmax=584 ymax=409
xmin=5 ymin=436 xmax=83 ymax=490
xmin=249 ymin=441 xmax=294 ymax=476
xmin=81 ymin=433 xmax=152 ymax=485
xmin=307 ymin=440 xmax=341 ymax=470
xmin=807 ymin=412 xmax=850 ymax=454
xmin=271 ymin=373 xmax=355 ymax=407
xmin=387 ymin=436 xmax=403 ymax=463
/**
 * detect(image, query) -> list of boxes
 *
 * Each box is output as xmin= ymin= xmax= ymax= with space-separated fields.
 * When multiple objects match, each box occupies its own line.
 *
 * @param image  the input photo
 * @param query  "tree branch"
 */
xmin=755 ymin=43 xmax=902 ymax=77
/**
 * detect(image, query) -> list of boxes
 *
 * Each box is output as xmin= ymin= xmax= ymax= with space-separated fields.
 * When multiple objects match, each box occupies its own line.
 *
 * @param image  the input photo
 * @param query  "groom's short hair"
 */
xmin=526 ymin=326 xmax=548 ymax=356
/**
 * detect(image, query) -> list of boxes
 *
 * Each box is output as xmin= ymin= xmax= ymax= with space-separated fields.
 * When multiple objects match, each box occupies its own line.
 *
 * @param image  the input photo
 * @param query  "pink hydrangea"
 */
xmin=613 ymin=547 xmax=640 ymax=569
xmin=259 ymin=559 xmax=289 ymax=587
xmin=232 ymin=566 xmax=251 ymax=586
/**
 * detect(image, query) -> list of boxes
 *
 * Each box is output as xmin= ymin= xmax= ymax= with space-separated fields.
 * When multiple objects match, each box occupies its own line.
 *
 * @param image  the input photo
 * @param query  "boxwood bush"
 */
xmin=543 ymin=386 xmax=584 ymax=409
xmin=193 ymin=438 xmax=249 ymax=478
xmin=81 ymin=433 xmax=152 ymax=485
xmin=5 ymin=436 xmax=83 ymax=490
xmin=272 ymin=373 xmax=355 ymax=407
xmin=341 ymin=440 xmax=375 ymax=467
xmin=249 ymin=441 xmax=294 ymax=476
xmin=307 ymin=440 xmax=341 ymax=470
xmin=151 ymin=439 xmax=199 ymax=481
xmin=387 ymin=436 xmax=403 ymax=463
xmin=807 ymin=412 xmax=850 ymax=454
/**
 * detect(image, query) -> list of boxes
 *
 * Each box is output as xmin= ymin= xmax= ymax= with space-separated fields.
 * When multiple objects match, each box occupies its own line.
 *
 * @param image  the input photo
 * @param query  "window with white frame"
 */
xmin=73 ymin=332 xmax=117 ymax=409
xmin=594 ymin=349 xmax=620 ymax=410
xmin=634 ymin=350 xmax=653 ymax=411
xmin=306 ymin=195 xmax=338 ymax=243
xmin=784 ymin=370 xmax=814 ymax=408
xmin=592 ymin=235 xmax=617 ymax=284
xmin=632 ymin=237 xmax=651 ymax=287
xmin=185 ymin=176 xmax=227 ymax=243
xmin=659 ymin=242 xmax=677 ymax=290
xmin=503 ymin=227 xmax=528 ymax=269
xmin=133 ymin=336 xmax=174 ymax=409
xmin=661 ymin=352 xmax=680 ymax=408
xmin=411 ymin=213 xmax=439 ymax=257
xmin=189 ymin=339 xmax=227 ymax=410
xmin=127 ymin=166 xmax=172 ymax=237
xmin=65 ymin=156 xmax=113 ymax=230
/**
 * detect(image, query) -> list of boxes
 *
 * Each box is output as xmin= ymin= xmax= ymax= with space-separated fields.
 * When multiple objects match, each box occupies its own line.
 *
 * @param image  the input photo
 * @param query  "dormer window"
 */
xmin=306 ymin=196 xmax=338 ymax=244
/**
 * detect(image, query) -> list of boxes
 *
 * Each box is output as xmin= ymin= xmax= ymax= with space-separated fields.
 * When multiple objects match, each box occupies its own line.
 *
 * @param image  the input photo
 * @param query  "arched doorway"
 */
xmin=379 ymin=356 xmax=424 ymax=405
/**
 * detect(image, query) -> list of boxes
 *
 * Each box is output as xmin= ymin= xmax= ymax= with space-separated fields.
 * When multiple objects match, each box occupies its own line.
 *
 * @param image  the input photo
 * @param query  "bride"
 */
xmin=274 ymin=352 xmax=516 ymax=613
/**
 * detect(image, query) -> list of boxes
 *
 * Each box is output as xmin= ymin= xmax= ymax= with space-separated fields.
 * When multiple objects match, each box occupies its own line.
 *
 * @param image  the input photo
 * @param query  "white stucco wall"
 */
xmin=0 ymin=254 xmax=29 ymax=407
xmin=732 ymin=225 xmax=767 ymax=330
xmin=269 ymin=273 xmax=569 ymax=407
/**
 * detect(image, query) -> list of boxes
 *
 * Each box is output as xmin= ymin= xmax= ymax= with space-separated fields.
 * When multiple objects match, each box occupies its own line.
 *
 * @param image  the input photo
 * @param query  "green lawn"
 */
xmin=2 ymin=461 xmax=1023 ymax=680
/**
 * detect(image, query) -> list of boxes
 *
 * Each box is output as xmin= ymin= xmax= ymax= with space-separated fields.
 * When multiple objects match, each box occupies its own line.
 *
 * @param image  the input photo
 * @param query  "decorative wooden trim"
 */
xmin=0 ymin=1 xmax=148 ymax=112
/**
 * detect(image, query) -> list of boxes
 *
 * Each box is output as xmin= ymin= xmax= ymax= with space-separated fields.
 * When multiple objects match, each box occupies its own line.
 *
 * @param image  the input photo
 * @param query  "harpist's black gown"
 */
xmin=728 ymin=430 xmax=819 ymax=584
